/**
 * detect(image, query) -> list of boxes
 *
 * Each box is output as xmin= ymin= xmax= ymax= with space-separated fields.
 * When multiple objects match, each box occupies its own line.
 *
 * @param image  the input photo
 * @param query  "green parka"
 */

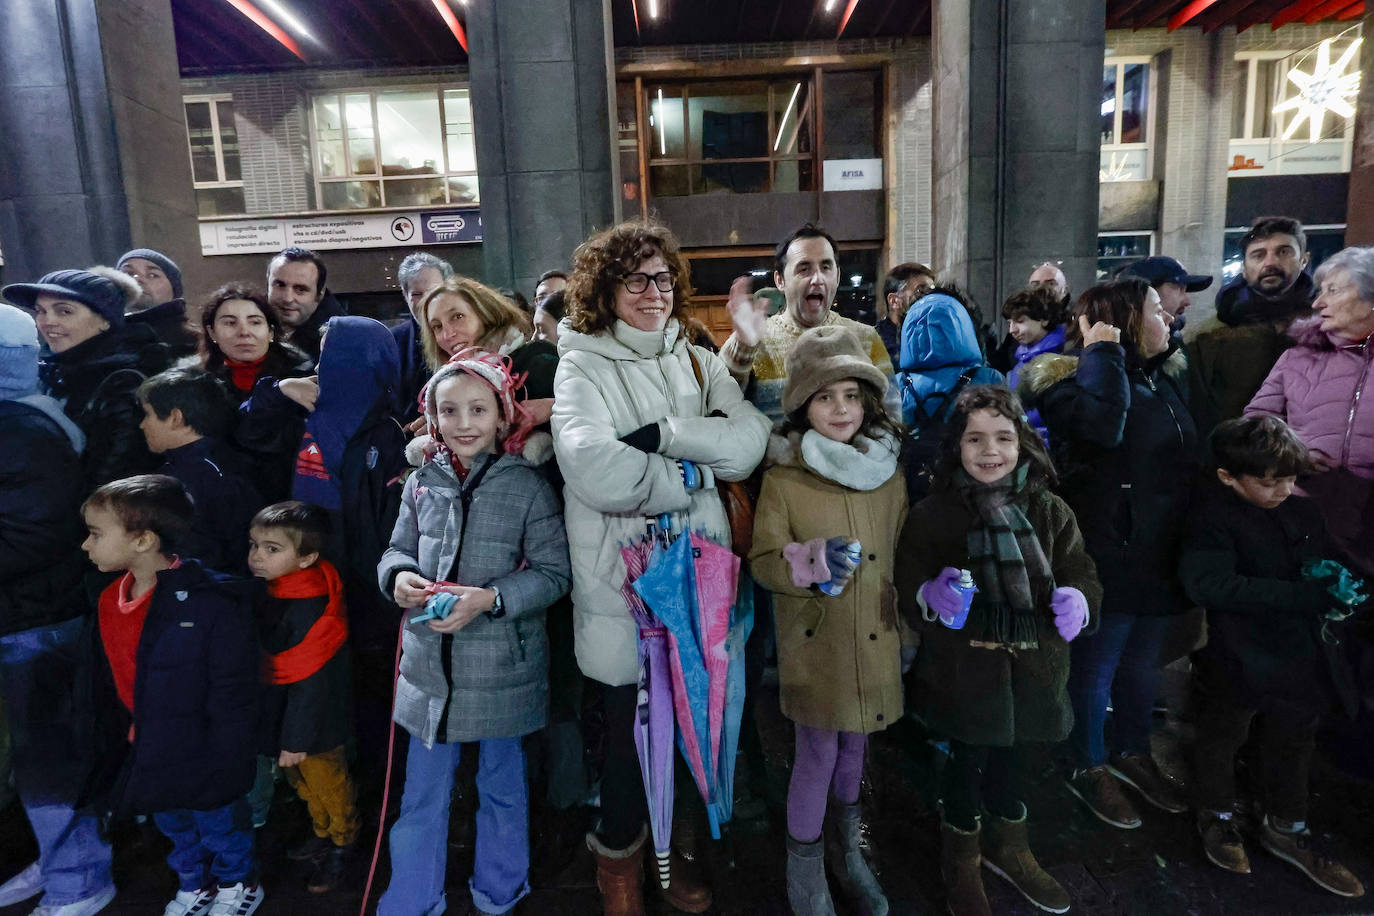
xmin=895 ymin=483 xmax=1102 ymax=747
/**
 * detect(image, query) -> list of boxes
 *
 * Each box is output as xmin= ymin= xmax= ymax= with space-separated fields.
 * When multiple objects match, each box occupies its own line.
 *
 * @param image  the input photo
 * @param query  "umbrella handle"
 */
xmin=656 ymin=850 xmax=672 ymax=889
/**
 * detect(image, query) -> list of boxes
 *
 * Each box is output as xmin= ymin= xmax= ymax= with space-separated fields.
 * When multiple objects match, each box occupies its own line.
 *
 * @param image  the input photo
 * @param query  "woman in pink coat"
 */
xmin=1246 ymin=245 xmax=1374 ymax=575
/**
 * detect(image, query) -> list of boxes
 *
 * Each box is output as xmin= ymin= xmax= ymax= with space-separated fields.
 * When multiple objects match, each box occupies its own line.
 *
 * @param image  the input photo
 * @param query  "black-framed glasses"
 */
xmin=621 ymin=271 xmax=675 ymax=294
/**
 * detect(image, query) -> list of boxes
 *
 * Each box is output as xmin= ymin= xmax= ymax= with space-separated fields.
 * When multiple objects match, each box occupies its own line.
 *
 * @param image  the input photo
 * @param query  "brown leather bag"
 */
xmin=685 ymin=345 xmax=758 ymax=558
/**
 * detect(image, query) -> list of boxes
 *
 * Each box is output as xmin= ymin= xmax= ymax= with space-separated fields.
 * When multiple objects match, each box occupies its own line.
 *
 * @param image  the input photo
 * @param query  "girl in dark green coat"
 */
xmin=897 ymin=386 xmax=1101 ymax=916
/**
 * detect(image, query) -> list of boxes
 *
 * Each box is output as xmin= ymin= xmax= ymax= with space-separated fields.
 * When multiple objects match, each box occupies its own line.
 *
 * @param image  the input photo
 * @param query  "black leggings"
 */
xmin=940 ymin=741 xmax=1027 ymax=831
xmin=596 ymin=680 xmax=650 ymax=850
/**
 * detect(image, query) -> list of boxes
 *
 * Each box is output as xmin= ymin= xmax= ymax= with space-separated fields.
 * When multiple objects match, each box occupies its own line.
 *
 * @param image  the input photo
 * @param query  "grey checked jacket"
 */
xmin=378 ymin=452 xmax=571 ymax=745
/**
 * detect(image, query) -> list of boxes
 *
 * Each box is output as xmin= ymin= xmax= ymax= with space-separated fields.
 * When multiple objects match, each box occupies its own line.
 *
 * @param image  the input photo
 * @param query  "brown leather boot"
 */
xmin=657 ymin=815 xmax=712 ymax=913
xmin=981 ymin=805 xmax=1070 ymax=914
xmin=940 ymin=817 xmax=991 ymax=916
xmin=587 ymin=827 xmax=647 ymax=916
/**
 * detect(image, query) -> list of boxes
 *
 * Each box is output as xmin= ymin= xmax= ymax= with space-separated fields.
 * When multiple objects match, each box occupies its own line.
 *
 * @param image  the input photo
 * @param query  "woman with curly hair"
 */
xmin=552 ymin=219 xmax=769 ymax=915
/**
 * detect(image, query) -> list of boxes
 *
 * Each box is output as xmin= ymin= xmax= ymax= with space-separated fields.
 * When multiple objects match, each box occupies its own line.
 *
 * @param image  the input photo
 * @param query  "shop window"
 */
xmin=1099 ymin=58 xmax=1152 ymax=182
xmin=1097 ymin=232 xmax=1153 ymax=279
xmin=1221 ymin=225 xmax=1345 ymax=284
xmin=311 ymin=87 xmax=479 ymax=210
xmin=645 ymin=78 xmax=816 ymax=197
xmin=1229 ymin=35 xmax=1360 ymax=178
xmin=184 ymin=96 xmax=245 ymax=217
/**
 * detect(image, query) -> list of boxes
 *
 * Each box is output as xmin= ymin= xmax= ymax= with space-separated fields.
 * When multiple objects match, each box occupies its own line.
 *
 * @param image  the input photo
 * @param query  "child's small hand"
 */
xmin=278 ymin=750 xmax=307 ymax=768
xmin=428 ymin=586 xmax=496 ymax=633
xmin=394 ymin=571 xmax=434 ymax=608
xmin=918 ymin=567 xmax=965 ymax=623
xmin=783 ymin=539 xmax=831 ymax=588
xmin=1051 ymin=587 xmax=1089 ymax=642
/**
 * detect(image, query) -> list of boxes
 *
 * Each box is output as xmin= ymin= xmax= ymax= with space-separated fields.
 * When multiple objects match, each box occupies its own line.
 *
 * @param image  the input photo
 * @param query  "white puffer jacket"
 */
xmin=553 ymin=318 xmax=770 ymax=686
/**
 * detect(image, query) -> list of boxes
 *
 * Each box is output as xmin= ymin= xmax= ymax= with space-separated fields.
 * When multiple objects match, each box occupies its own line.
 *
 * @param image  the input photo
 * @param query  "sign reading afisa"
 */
xmin=199 ymin=208 xmax=483 ymax=256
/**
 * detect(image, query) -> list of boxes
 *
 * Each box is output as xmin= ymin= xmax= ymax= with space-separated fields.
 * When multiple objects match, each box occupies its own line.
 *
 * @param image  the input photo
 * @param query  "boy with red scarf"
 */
xmin=247 ymin=501 xmax=357 ymax=894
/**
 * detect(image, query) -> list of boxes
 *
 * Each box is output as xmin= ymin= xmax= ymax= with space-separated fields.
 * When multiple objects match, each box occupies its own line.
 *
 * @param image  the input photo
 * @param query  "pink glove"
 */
xmin=918 ymin=567 xmax=965 ymax=622
xmin=783 ymin=539 xmax=830 ymax=589
xmin=1051 ymin=587 xmax=1089 ymax=642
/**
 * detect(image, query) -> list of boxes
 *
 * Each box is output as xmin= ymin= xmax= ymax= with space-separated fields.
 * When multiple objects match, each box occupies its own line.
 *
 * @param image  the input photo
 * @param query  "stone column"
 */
xmin=0 ymin=0 xmax=198 ymax=281
xmin=1346 ymin=12 xmax=1374 ymax=247
xmin=931 ymin=0 xmax=1105 ymax=316
xmin=466 ymin=0 xmax=616 ymax=295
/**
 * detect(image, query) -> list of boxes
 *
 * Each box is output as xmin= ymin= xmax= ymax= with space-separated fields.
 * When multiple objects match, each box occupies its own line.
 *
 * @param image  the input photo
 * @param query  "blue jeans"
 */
xmin=379 ymin=735 xmax=529 ymax=916
xmin=1068 ymin=612 xmax=1172 ymax=768
xmin=152 ymin=799 xmax=257 ymax=891
xmin=0 ymin=617 xmax=114 ymax=906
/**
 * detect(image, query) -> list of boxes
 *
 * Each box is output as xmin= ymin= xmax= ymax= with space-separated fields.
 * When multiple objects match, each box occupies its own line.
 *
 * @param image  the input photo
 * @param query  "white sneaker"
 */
xmin=206 ymin=883 xmax=264 ymax=916
xmin=0 ymin=861 xmax=42 ymax=906
xmin=162 ymin=887 xmax=216 ymax=916
xmin=29 ymin=885 xmax=116 ymax=916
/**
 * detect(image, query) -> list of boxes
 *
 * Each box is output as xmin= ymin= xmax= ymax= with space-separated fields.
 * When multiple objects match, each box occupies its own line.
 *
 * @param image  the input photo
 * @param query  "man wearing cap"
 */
xmin=1121 ymin=256 xmax=1213 ymax=335
xmin=117 ymin=249 xmax=199 ymax=359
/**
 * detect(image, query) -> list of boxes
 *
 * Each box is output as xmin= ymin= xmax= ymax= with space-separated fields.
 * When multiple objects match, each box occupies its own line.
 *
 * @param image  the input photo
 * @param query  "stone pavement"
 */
xmin=2 ymin=679 xmax=1372 ymax=915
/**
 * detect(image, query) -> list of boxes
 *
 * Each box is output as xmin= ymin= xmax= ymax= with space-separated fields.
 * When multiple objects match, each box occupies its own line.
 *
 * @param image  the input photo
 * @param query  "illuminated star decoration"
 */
xmin=1274 ymin=37 xmax=1363 ymax=144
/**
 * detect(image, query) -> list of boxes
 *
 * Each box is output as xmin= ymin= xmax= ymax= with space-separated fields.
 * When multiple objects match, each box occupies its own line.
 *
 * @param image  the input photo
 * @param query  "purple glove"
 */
xmin=1051 ymin=587 xmax=1089 ymax=642
xmin=918 ymin=567 xmax=964 ymax=623
xmin=783 ymin=539 xmax=830 ymax=589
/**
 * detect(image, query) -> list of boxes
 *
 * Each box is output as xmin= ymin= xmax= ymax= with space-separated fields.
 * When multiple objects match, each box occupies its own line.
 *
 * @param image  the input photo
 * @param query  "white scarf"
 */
xmin=800 ymin=429 xmax=899 ymax=491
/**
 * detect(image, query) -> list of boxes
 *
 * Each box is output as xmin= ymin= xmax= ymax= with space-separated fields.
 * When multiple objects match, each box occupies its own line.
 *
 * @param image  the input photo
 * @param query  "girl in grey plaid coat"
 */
xmin=376 ymin=352 xmax=571 ymax=916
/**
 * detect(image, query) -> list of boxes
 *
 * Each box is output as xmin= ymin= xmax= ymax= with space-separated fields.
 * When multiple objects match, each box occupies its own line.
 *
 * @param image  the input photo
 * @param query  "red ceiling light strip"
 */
xmin=429 ymin=0 xmax=469 ymax=52
xmin=1271 ymin=0 xmax=1334 ymax=28
xmin=836 ymin=0 xmax=860 ymax=37
xmin=1336 ymin=0 xmax=1366 ymax=18
xmin=1302 ymin=0 xmax=1360 ymax=20
xmin=632 ymin=0 xmax=641 ymax=36
xmin=223 ymin=0 xmax=305 ymax=59
xmin=1168 ymin=0 xmax=1223 ymax=29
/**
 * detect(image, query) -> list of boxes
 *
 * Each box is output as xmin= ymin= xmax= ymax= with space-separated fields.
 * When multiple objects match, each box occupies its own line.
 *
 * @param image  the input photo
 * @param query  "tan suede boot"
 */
xmin=940 ymin=817 xmax=991 ymax=916
xmin=587 ymin=827 xmax=647 ymax=916
xmin=981 ymin=805 xmax=1070 ymax=914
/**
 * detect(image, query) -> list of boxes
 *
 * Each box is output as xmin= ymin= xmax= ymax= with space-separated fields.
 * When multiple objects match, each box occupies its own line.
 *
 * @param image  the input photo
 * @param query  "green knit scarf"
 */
xmin=955 ymin=464 xmax=1054 ymax=649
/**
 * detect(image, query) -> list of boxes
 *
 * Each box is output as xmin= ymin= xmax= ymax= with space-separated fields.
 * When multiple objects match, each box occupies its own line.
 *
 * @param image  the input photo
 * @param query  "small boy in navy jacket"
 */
xmin=1180 ymin=417 xmax=1365 ymax=899
xmin=83 ymin=475 xmax=263 ymax=916
xmin=138 ymin=367 xmax=262 ymax=573
xmin=248 ymin=501 xmax=358 ymax=895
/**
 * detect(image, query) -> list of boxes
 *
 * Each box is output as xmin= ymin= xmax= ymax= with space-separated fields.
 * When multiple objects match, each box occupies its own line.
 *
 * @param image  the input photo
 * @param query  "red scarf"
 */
xmin=264 ymin=560 xmax=348 ymax=685
xmin=224 ymin=356 xmax=267 ymax=393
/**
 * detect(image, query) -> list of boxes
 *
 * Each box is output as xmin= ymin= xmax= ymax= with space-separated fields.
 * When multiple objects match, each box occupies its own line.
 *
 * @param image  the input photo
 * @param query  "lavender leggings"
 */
xmin=786 ymin=724 xmax=868 ymax=843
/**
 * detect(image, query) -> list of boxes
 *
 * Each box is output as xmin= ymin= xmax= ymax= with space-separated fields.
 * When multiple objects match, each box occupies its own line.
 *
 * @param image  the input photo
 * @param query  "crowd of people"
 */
xmin=0 ymin=212 xmax=1369 ymax=916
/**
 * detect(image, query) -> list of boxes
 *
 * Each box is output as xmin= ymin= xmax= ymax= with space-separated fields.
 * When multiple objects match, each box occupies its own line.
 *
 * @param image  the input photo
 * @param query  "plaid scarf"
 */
xmin=956 ymin=464 xmax=1054 ymax=649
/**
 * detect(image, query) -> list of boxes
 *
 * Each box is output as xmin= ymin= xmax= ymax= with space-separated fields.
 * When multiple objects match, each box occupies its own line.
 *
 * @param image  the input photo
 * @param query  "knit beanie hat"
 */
xmin=0 ymin=303 xmax=40 ymax=399
xmin=782 ymin=324 xmax=888 ymax=415
xmin=2 ymin=267 xmax=141 ymax=329
xmin=117 ymin=248 xmax=184 ymax=299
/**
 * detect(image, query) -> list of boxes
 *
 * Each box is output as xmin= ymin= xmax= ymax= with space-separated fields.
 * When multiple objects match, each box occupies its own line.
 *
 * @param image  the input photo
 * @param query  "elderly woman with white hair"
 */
xmin=1246 ymin=245 xmax=1374 ymax=575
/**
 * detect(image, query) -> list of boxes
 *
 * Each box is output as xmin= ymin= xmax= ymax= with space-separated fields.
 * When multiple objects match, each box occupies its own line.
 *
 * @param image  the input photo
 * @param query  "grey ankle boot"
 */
xmin=786 ymin=835 xmax=837 ymax=916
xmin=824 ymin=803 xmax=890 ymax=916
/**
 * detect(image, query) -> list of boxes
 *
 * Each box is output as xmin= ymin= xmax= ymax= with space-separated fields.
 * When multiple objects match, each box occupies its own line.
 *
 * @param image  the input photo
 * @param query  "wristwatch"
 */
xmin=487 ymin=585 xmax=506 ymax=619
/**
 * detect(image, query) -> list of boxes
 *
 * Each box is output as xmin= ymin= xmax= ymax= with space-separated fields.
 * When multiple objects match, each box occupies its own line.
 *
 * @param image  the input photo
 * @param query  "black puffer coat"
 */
xmin=40 ymin=323 xmax=169 ymax=490
xmin=126 ymin=299 xmax=200 ymax=360
xmin=1021 ymin=340 xmax=1200 ymax=616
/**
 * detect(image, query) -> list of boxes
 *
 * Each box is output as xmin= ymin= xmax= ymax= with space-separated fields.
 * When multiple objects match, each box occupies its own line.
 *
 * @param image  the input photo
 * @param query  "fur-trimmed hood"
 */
xmin=1018 ymin=345 xmax=1187 ymax=398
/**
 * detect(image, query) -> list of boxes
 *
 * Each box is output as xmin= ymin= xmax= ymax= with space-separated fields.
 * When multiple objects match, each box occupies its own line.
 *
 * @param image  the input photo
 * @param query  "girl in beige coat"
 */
xmin=750 ymin=325 xmax=907 ymax=916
